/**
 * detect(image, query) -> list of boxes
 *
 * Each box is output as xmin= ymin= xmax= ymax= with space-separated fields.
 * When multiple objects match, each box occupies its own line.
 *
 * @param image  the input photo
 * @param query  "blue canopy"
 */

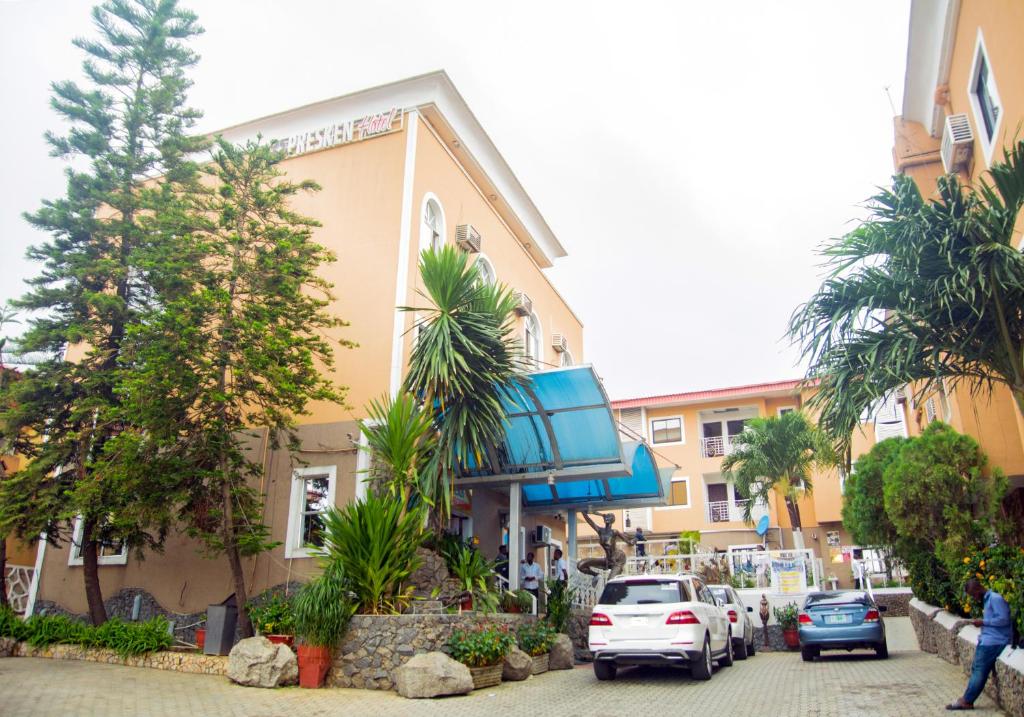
xmin=454 ymin=365 xmax=674 ymax=512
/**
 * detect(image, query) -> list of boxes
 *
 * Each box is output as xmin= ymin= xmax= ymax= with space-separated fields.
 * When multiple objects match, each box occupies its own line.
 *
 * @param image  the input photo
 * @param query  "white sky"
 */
xmin=0 ymin=0 xmax=909 ymax=400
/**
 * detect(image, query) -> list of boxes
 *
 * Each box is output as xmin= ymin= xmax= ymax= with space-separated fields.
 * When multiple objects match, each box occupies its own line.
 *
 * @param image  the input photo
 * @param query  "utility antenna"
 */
xmin=884 ymin=85 xmax=898 ymax=116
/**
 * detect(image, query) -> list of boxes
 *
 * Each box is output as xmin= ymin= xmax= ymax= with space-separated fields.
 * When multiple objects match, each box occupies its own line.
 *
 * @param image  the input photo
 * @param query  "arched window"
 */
xmin=560 ymin=349 xmax=574 ymax=367
xmin=524 ymin=313 xmax=541 ymax=370
xmin=419 ymin=195 xmax=445 ymax=254
xmin=475 ymin=255 xmax=496 ymax=286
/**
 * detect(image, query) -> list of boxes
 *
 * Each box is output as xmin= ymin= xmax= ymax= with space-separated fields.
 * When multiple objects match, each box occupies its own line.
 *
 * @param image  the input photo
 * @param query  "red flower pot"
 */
xmin=297 ymin=645 xmax=333 ymax=689
xmin=265 ymin=634 xmax=295 ymax=649
xmin=195 ymin=628 xmax=206 ymax=651
xmin=460 ymin=595 xmax=473 ymax=611
xmin=782 ymin=628 xmax=800 ymax=649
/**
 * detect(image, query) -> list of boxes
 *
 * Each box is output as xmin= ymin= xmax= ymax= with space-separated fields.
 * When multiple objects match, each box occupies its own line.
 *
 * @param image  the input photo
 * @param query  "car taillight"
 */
xmin=590 ymin=612 xmax=613 ymax=626
xmin=798 ymin=613 xmax=813 ymax=624
xmin=666 ymin=610 xmax=699 ymax=625
xmin=864 ymin=609 xmax=880 ymax=622
xmin=727 ymin=609 xmax=738 ymax=623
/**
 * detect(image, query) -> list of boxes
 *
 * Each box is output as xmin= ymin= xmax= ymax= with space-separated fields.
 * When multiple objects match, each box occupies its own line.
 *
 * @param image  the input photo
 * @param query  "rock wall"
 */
xmin=908 ymin=598 xmax=1023 ymax=717
xmin=9 ymin=642 xmax=227 ymax=675
xmin=328 ymin=613 xmax=536 ymax=691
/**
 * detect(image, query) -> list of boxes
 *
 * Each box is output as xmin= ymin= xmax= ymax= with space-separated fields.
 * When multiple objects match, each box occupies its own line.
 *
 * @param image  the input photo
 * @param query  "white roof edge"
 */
xmin=208 ymin=70 xmax=567 ymax=266
xmin=902 ymin=0 xmax=960 ymax=136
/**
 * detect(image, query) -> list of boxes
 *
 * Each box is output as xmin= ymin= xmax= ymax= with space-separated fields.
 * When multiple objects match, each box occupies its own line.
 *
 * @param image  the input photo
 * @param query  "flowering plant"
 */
xmin=957 ymin=545 xmax=1023 ymax=637
xmin=447 ymin=624 xmax=516 ymax=667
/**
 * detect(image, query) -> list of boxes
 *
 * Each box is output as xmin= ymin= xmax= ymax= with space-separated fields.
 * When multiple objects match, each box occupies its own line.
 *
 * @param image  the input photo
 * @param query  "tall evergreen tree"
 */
xmin=0 ymin=0 xmax=205 ymax=625
xmin=119 ymin=138 xmax=351 ymax=636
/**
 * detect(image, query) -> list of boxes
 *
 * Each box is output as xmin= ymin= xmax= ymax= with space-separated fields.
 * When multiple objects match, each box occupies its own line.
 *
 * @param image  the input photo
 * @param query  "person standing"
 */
xmin=552 ymin=548 xmax=569 ymax=582
xmin=495 ymin=544 xmax=509 ymax=583
xmin=947 ymin=578 xmax=1012 ymax=710
xmin=635 ymin=527 xmax=647 ymax=558
xmin=521 ymin=552 xmax=543 ymax=598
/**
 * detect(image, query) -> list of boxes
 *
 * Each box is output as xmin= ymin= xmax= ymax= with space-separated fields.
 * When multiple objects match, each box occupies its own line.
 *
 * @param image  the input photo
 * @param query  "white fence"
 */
xmin=4 ymin=564 xmax=34 ymax=614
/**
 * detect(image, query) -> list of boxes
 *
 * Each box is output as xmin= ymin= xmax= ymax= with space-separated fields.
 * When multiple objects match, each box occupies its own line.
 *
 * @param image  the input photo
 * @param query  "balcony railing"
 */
xmin=705 ymin=499 xmax=750 ymax=523
xmin=700 ymin=435 xmax=739 ymax=458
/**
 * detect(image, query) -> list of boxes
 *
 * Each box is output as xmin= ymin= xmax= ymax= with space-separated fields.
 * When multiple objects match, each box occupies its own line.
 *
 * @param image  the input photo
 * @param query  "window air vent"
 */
xmin=941 ymin=113 xmax=974 ymax=173
xmin=455 ymin=224 xmax=482 ymax=253
xmin=512 ymin=290 xmax=533 ymax=317
xmin=551 ymin=333 xmax=568 ymax=353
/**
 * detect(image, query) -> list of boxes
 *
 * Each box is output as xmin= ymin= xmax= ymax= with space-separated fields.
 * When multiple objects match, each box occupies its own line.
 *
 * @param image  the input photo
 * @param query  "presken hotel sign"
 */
xmin=269 ymin=107 xmax=402 ymax=158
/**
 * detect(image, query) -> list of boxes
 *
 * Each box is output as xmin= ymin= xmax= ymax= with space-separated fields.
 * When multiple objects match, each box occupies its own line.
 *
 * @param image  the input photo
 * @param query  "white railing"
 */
xmin=705 ymin=499 xmax=749 ymax=523
xmin=725 ymin=548 xmax=820 ymax=593
xmin=4 ymin=564 xmax=35 ymax=614
xmin=700 ymin=435 xmax=739 ymax=458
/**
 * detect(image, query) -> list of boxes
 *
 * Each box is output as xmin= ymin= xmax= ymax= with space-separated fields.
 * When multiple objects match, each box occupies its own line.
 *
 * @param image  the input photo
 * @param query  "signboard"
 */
xmin=826 ymin=530 xmax=841 ymax=547
xmin=268 ymin=106 xmax=403 ymax=158
xmin=771 ymin=552 xmax=807 ymax=595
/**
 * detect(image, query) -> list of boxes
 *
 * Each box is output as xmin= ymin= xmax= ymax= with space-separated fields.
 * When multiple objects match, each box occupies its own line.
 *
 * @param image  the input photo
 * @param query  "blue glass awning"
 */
xmin=454 ymin=365 xmax=675 ymax=512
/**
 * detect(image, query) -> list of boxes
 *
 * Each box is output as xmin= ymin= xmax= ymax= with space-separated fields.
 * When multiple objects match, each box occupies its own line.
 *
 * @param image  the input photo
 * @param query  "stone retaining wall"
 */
xmin=2 ymin=640 xmax=227 ymax=675
xmin=908 ymin=598 xmax=1023 ymax=717
xmin=327 ymin=613 xmax=536 ymax=691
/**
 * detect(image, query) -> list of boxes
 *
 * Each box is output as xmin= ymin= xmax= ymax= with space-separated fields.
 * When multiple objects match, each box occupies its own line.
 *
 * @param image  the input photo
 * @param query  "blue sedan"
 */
xmin=797 ymin=590 xmax=888 ymax=661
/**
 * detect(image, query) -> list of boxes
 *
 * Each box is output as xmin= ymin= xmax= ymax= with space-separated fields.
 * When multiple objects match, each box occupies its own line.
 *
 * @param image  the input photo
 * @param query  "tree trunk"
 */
xmin=0 ymin=535 xmax=8 ymax=608
xmin=80 ymin=518 xmax=108 ymax=625
xmin=221 ymin=475 xmax=253 ymax=638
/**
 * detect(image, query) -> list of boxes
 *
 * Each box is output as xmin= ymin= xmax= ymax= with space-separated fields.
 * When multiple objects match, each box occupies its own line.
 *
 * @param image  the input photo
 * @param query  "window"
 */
xmin=598 ymin=579 xmax=686 ymax=605
xmin=650 ymin=417 xmax=683 ymax=445
xmin=419 ymin=195 xmax=445 ymax=254
xmin=968 ymin=30 xmax=1003 ymax=165
xmin=285 ymin=465 xmax=337 ymax=558
xmin=777 ymin=406 xmax=796 ymax=417
xmin=670 ymin=476 xmax=689 ymax=506
xmin=523 ymin=313 xmax=541 ymax=369
xmin=475 ymin=255 xmax=496 ymax=285
xmin=68 ymin=516 xmax=128 ymax=566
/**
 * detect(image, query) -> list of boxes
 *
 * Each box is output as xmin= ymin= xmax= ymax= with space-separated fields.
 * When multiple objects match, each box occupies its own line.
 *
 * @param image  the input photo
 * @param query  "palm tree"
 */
xmin=401 ymin=245 xmax=525 ymax=535
xmin=720 ymin=411 xmax=836 ymax=546
xmin=789 ymin=140 xmax=1024 ymax=452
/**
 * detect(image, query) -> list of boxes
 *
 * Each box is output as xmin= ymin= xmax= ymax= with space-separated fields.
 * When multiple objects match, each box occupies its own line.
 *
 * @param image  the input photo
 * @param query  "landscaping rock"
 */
xmin=549 ymin=634 xmax=574 ymax=670
xmin=0 ymin=636 xmax=18 ymax=657
xmin=502 ymin=647 xmax=532 ymax=681
xmin=226 ymin=636 xmax=297 ymax=688
xmin=394 ymin=651 xmax=472 ymax=699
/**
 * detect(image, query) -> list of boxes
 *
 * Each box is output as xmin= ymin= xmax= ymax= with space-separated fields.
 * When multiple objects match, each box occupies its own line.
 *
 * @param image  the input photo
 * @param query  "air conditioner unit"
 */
xmin=512 ymin=290 xmax=533 ymax=317
xmin=455 ymin=224 xmax=482 ymax=253
xmin=941 ymin=113 xmax=974 ymax=173
xmin=533 ymin=525 xmax=552 ymax=545
xmin=550 ymin=333 xmax=568 ymax=353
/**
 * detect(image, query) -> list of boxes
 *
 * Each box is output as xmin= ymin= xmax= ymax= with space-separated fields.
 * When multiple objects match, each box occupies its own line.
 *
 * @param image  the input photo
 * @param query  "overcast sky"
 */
xmin=0 ymin=0 xmax=909 ymax=400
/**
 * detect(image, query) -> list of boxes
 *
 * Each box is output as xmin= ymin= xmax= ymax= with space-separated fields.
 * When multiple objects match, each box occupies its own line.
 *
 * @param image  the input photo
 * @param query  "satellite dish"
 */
xmin=755 ymin=515 xmax=770 ymax=536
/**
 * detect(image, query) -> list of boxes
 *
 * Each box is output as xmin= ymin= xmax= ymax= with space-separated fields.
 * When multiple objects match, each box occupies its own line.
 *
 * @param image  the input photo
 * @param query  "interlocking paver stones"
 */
xmin=1 ymin=649 xmax=1004 ymax=717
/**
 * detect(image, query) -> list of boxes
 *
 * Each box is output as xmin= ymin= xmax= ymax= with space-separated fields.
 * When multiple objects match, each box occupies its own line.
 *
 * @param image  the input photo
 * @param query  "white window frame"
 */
xmin=656 ymin=474 xmax=692 ymax=511
xmin=418 ymin=193 xmax=446 ymax=254
xmin=966 ymin=29 xmax=1003 ymax=168
xmin=650 ymin=415 xmax=685 ymax=446
xmin=523 ymin=312 xmax=542 ymax=370
xmin=475 ymin=253 xmax=497 ymax=286
xmin=777 ymin=406 xmax=796 ymax=417
xmin=285 ymin=465 xmax=338 ymax=559
xmin=67 ymin=516 xmax=128 ymax=566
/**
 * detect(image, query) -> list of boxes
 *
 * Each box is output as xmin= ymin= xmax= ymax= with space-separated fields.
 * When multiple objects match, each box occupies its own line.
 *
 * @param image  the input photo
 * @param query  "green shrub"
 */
xmin=957 ymin=544 xmax=1024 ymax=636
xmin=0 ymin=606 xmax=30 ymax=641
xmin=516 ymin=620 xmax=556 ymax=656
xmin=773 ymin=602 xmax=799 ymax=630
xmin=248 ymin=593 xmax=295 ymax=636
xmin=1 ymin=612 xmax=171 ymax=656
xmin=544 ymin=580 xmax=575 ymax=632
xmin=447 ymin=623 xmax=515 ymax=667
xmin=293 ymin=565 xmax=356 ymax=648
xmin=24 ymin=614 xmax=90 ymax=648
xmin=449 ymin=545 xmax=498 ymax=612
xmin=500 ymin=589 xmax=533 ymax=613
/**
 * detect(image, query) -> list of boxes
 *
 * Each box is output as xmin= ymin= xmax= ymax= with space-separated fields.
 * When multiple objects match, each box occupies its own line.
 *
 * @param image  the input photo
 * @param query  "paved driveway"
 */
xmin=1 ymin=648 xmax=1002 ymax=717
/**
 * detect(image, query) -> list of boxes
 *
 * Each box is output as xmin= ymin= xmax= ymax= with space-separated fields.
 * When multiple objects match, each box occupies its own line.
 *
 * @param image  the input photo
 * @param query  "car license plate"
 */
xmin=824 ymin=614 xmax=851 ymax=625
xmin=630 ymin=616 xmax=648 ymax=626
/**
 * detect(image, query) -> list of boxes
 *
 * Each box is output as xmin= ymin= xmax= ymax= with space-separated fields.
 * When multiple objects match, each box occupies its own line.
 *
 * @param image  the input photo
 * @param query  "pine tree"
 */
xmin=0 ymin=0 xmax=205 ymax=625
xmin=119 ymin=138 xmax=351 ymax=636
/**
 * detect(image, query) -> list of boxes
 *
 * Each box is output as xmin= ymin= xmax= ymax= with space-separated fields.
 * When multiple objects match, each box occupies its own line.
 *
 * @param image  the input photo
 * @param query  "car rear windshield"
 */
xmin=599 ymin=580 xmax=685 ymax=605
xmin=805 ymin=591 xmax=869 ymax=607
xmin=710 ymin=587 xmax=729 ymax=605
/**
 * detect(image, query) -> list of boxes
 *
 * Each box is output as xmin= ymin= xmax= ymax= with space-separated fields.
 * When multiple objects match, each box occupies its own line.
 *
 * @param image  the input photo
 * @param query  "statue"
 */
xmin=577 ymin=511 xmax=635 ymax=580
xmin=759 ymin=593 xmax=770 ymax=647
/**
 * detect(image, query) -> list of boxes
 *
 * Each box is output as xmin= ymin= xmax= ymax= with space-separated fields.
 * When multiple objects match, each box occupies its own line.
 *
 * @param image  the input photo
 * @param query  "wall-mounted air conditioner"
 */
xmin=533 ymin=525 xmax=552 ymax=545
xmin=512 ymin=290 xmax=533 ymax=317
xmin=455 ymin=224 xmax=481 ymax=253
xmin=941 ymin=113 xmax=974 ymax=173
xmin=550 ymin=333 xmax=568 ymax=353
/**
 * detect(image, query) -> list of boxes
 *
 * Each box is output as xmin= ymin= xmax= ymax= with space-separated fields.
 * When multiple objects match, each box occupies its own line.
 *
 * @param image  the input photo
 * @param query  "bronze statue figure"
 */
xmin=759 ymin=593 xmax=770 ymax=647
xmin=577 ymin=511 xmax=635 ymax=580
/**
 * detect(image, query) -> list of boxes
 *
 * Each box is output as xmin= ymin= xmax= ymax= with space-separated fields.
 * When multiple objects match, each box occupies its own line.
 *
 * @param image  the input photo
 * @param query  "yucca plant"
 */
xmin=318 ymin=492 xmax=423 ymax=614
xmin=449 ymin=544 xmax=499 ymax=613
xmin=359 ymin=392 xmax=437 ymax=509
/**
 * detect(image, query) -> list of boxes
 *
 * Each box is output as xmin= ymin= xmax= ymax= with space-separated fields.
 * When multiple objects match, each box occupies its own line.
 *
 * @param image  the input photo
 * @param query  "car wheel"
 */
xmin=747 ymin=635 xmax=756 ymax=657
xmin=801 ymin=646 xmax=819 ymax=662
xmin=734 ymin=635 xmax=749 ymax=660
xmin=875 ymin=640 xmax=888 ymax=659
xmin=719 ymin=630 xmax=734 ymax=667
xmin=691 ymin=636 xmax=713 ymax=681
xmin=594 ymin=661 xmax=617 ymax=681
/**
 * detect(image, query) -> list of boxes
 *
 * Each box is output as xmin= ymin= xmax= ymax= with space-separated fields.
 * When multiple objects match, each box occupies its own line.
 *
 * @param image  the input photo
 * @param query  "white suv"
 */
xmin=588 ymin=573 xmax=733 ymax=681
xmin=708 ymin=584 xmax=756 ymax=659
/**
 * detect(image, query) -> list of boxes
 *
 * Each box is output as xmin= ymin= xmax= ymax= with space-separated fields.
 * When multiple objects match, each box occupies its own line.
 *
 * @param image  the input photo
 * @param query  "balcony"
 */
xmin=705 ymin=499 xmax=748 ymax=523
xmin=700 ymin=435 xmax=739 ymax=458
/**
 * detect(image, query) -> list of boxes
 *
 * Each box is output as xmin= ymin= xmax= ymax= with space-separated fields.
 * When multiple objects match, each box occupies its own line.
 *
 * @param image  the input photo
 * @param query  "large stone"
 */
xmin=394 ymin=651 xmax=473 ymax=698
xmin=502 ymin=647 xmax=532 ymax=681
xmin=549 ymin=633 xmax=574 ymax=670
xmin=0 ymin=637 xmax=18 ymax=658
xmin=226 ymin=636 xmax=297 ymax=688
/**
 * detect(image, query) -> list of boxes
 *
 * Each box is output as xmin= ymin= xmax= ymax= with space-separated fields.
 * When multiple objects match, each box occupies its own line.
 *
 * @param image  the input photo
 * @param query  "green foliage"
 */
xmin=500 ymin=589 xmax=534 ymax=613
xmin=773 ymin=602 xmax=799 ymax=630
xmin=899 ymin=540 xmax=961 ymax=611
xmin=447 ymin=623 xmax=516 ymax=668
xmin=841 ymin=438 xmax=904 ymax=547
xmin=957 ymin=545 xmax=1024 ymax=636
xmin=790 ymin=141 xmax=1024 ymax=450
xmin=292 ymin=566 xmax=356 ymax=649
xmin=359 ymin=393 xmax=437 ymax=506
xmin=0 ymin=610 xmax=171 ymax=657
xmin=516 ymin=620 xmax=557 ymax=656
xmin=248 ymin=594 xmax=295 ymax=636
xmin=720 ymin=411 xmax=837 ymax=529
xmin=427 ymin=531 xmax=475 ymax=573
xmin=319 ymin=492 xmax=424 ymax=614
xmin=448 ymin=545 xmax=498 ymax=613
xmin=677 ymin=530 xmax=701 ymax=554
xmin=544 ymin=580 xmax=576 ymax=632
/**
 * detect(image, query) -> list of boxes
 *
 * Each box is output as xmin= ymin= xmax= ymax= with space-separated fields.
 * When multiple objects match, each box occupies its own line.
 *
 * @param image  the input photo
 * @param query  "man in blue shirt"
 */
xmin=947 ymin=578 xmax=1012 ymax=710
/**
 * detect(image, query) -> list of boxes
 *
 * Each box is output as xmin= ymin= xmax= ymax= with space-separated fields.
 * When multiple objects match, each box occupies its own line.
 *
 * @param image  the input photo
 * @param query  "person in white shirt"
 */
xmin=521 ymin=552 xmax=543 ymax=597
xmin=552 ymin=548 xmax=569 ymax=582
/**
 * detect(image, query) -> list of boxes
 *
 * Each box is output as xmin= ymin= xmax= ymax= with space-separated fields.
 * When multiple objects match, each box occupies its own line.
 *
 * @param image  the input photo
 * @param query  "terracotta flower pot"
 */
xmin=782 ymin=628 xmax=800 ymax=649
xmin=468 ymin=663 xmax=503 ymax=689
xmin=195 ymin=628 xmax=206 ymax=651
xmin=530 ymin=653 xmax=549 ymax=675
xmin=297 ymin=645 xmax=333 ymax=688
xmin=265 ymin=634 xmax=295 ymax=649
xmin=460 ymin=595 xmax=473 ymax=611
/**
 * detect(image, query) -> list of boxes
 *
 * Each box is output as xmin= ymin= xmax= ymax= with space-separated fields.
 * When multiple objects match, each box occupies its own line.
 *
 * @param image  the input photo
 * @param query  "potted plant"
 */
xmin=516 ymin=621 xmax=556 ymax=674
xmin=500 ymin=589 xmax=533 ymax=614
xmin=293 ymin=567 xmax=355 ymax=688
xmin=447 ymin=624 xmax=516 ymax=689
xmin=773 ymin=602 xmax=800 ymax=649
xmin=194 ymin=625 xmax=206 ymax=651
xmin=449 ymin=545 xmax=498 ymax=612
xmin=249 ymin=594 xmax=295 ymax=647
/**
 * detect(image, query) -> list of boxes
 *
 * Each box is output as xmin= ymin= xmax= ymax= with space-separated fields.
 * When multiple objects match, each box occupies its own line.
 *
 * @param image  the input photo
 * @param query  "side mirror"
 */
xmin=878 ymin=605 xmax=888 ymax=612
xmin=747 ymin=606 xmax=754 ymax=613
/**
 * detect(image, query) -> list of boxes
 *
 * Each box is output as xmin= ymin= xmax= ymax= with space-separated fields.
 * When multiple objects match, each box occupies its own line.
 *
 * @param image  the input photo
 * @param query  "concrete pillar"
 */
xmin=567 ymin=510 xmax=577 ymax=575
xmin=509 ymin=482 xmax=521 ymax=590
